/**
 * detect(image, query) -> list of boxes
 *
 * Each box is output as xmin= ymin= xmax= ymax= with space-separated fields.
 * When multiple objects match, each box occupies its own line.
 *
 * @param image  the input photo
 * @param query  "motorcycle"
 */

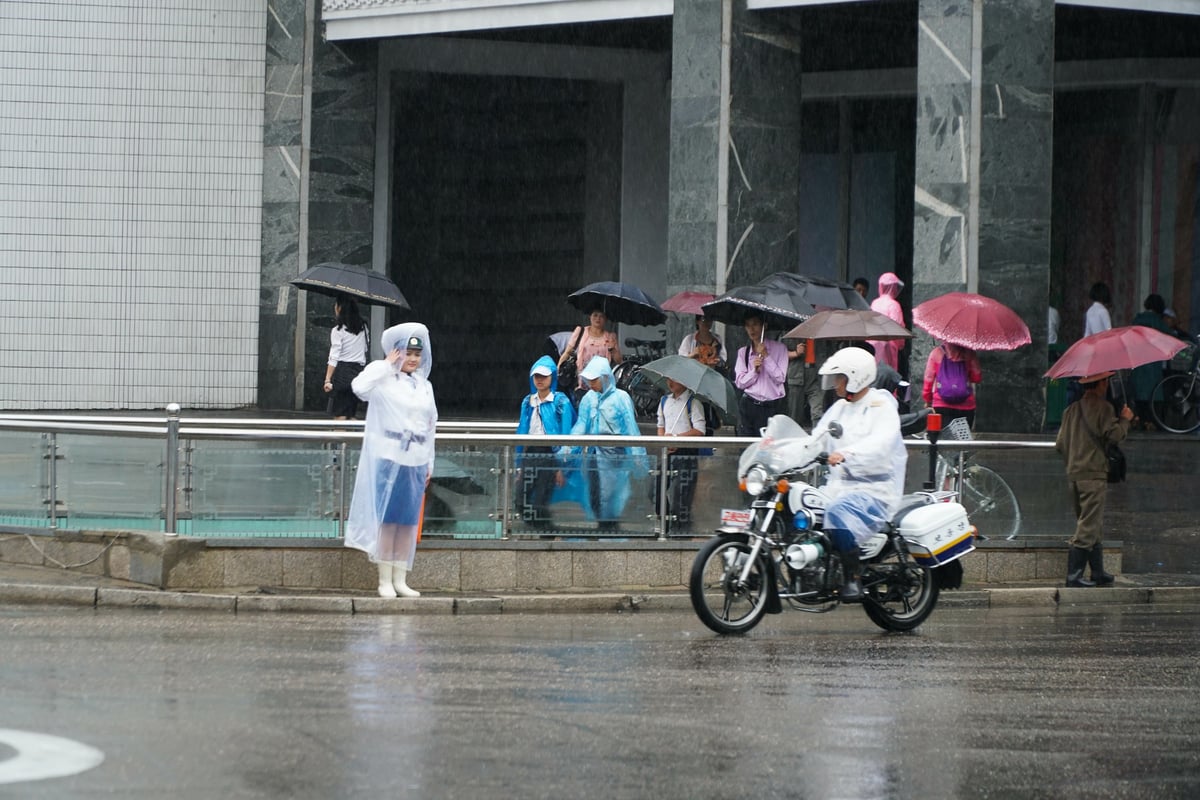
xmin=689 ymin=414 xmax=975 ymax=634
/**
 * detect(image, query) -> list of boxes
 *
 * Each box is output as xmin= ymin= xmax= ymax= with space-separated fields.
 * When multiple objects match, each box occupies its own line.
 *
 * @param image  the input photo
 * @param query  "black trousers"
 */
xmin=737 ymin=395 xmax=783 ymax=437
xmin=516 ymin=448 xmax=558 ymax=525
xmin=651 ymin=453 xmax=699 ymax=531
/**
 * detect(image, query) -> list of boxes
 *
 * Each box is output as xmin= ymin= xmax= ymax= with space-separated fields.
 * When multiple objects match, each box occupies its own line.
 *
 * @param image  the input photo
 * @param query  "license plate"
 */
xmin=720 ymin=508 xmax=753 ymax=529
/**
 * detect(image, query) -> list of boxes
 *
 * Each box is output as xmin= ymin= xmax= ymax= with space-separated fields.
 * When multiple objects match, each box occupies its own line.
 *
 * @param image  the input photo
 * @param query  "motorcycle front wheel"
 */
xmin=861 ymin=551 xmax=939 ymax=632
xmin=689 ymin=536 xmax=771 ymax=635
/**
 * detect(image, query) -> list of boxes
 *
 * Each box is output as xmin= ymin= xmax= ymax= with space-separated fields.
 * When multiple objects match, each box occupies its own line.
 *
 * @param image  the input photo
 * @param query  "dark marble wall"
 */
xmin=726 ymin=5 xmax=803 ymax=288
xmin=666 ymin=0 xmax=802 ymax=350
xmin=301 ymin=32 xmax=378 ymax=412
xmin=257 ymin=0 xmax=378 ymax=411
xmin=912 ymin=0 xmax=1053 ymax=433
xmin=975 ymin=0 xmax=1054 ymax=433
xmin=259 ymin=0 xmax=308 ymax=410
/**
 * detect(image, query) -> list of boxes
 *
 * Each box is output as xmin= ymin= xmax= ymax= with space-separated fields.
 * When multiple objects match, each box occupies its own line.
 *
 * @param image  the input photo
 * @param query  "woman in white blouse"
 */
xmin=323 ymin=296 xmax=369 ymax=419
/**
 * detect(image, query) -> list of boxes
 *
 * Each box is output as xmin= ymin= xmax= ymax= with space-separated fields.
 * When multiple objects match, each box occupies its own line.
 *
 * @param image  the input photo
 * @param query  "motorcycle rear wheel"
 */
xmin=689 ymin=536 xmax=771 ymax=635
xmin=861 ymin=551 xmax=939 ymax=632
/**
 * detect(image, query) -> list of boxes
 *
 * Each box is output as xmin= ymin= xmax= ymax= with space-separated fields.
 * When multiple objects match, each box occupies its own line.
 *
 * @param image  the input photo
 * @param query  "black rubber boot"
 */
xmin=1089 ymin=545 xmax=1115 ymax=586
xmin=1065 ymin=547 xmax=1096 ymax=588
xmin=839 ymin=550 xmax=864 ymax=603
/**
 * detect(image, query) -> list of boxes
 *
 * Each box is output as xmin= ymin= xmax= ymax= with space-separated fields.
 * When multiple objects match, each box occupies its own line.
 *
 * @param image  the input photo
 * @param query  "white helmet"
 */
xmin=819 ymin=347 xmax=877 ymax=394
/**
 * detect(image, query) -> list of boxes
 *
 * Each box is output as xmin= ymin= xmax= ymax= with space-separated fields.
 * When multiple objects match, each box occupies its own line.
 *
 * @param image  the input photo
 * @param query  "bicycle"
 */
xmin=903 ymin=411 xmax=1023 ymax=541
xmin=613 ymin=337 xmax=667 ymax=421
xmin=1150 ymin=343 xmax=1200 ymax=434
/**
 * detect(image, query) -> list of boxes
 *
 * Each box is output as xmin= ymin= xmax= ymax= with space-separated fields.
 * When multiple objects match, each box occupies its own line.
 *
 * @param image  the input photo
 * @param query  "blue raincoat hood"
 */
xmin=528 ymin=355 xmax=559 ymax=394
xmin=579 ymin=355 xmax=616 ymax=397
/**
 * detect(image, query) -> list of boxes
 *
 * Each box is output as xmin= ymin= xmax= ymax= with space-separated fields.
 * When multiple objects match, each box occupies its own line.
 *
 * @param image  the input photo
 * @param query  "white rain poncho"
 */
xmin=343 ymin=323 xmax=437 ymax=566
xmin=814 ymin=387 xmax=907 ymax=545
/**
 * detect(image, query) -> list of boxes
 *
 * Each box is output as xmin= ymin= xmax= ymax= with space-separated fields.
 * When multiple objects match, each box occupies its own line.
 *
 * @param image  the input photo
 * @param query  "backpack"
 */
xmin=934 ymin=346 xmax=972 ymax=404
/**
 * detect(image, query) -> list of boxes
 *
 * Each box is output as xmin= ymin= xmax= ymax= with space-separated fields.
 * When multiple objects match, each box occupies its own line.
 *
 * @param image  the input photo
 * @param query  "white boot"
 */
xmin=392 ymin=562 xmax=421 ymax=598
xmin=377 ymin=562 xmax=397 ymax=598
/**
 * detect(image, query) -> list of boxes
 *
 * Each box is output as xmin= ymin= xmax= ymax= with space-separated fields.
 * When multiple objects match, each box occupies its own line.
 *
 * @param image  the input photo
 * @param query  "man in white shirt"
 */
xmin=654 ymin=379 xmax=706 ymax=534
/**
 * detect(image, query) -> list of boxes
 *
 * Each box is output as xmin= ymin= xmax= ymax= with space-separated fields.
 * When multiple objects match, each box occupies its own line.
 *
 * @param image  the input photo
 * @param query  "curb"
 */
xmin=3 ymin=582 xmax=1200 ymax=614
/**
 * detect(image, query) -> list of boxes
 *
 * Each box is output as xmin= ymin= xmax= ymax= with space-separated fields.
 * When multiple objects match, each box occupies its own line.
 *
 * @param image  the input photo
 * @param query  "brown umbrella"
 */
xmin=782 ymin=309 xmax=913 ymax=342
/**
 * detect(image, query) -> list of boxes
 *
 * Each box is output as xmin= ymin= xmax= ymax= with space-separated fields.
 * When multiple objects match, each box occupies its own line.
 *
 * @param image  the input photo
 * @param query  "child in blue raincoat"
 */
xmin=515 ymin=356 xmax=577 ymax=528
xmin=570 ymin=356 xmax=646 ymax=531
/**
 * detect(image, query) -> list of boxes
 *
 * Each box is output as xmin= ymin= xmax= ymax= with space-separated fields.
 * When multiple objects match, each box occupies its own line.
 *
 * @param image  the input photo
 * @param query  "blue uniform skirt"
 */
xmin=375 ymin=461 xmax=426 ymax=525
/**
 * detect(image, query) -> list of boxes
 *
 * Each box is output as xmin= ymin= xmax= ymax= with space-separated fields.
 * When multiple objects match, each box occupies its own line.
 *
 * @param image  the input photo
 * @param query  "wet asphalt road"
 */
xmin=3 ymin=605 xmax=1199 ymax=799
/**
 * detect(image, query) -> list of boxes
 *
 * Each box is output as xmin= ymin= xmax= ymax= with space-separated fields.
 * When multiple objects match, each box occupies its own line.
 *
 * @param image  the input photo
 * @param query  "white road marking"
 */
xmin=0 ymin=729 xmax=105 ymax=784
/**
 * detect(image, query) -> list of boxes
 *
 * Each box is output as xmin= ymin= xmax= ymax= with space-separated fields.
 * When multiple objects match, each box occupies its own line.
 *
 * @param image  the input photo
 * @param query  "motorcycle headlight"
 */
xmin=743 ymin=465 xmax=769 ymax=497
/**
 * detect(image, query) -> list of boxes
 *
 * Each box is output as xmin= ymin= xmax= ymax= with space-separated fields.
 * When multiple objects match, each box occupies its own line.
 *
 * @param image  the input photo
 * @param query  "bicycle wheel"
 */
xmin=959 ymin=465 xmax=1021 ymax=540
xmin=1150 ymin=373 xmax=1200 ymax=434
xmin=627 ymin=369 xmax=661 ymax=420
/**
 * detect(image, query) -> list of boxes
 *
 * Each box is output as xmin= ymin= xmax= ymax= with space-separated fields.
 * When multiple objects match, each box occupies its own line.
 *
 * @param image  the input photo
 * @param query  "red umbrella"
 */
xmin=1045 ymin=326 xmax=1187 ymax=379
xmin=661 ymin=290 xmax=716 ymax=316
xmin=912 ymin=292 xmax=1031 ymax=351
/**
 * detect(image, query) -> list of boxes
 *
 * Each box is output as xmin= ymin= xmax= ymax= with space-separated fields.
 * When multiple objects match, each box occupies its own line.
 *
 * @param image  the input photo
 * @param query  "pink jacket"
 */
xmin=922 ymin=343 xmax=983 ymax=410
xmin=867 ymin=272 xmax=906 ymax=370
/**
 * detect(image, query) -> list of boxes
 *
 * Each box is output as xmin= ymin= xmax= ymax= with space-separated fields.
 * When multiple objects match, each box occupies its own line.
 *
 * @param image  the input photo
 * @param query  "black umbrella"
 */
xmin=757 ymin=272 xmax=870 ymax=312
xmin=567 ymin=281 xmax=666 ymax=326
xmin=700 ymin=284 xmax=817 ymax=330
xmin=291 ymin=262 xmax=410 ymax=309
xmin=702 ymin=272 xmax=871 ymax=330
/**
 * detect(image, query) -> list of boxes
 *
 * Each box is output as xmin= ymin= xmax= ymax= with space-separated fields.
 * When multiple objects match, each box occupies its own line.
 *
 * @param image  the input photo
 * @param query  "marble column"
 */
xmin=912 ymin=0 xmax=1053 ymax=433
xmin=259 ymin=0 xmax=309 ymax=410
xmin=666 ymin=0 xmax=802 ymax=347
xmin=258 ymin=1 xmax=378 ymax=411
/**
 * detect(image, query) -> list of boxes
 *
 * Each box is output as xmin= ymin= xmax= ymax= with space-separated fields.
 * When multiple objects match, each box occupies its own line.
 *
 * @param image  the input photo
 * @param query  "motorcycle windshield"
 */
xmin=737 ymin=414 xmax=827 ymax=479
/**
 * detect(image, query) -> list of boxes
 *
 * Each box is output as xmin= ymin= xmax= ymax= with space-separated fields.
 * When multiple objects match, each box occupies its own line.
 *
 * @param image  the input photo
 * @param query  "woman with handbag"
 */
xmin=558 ymin=307 xmax=621 ymax=406
xmin=1055 ymin=371 xmax=1133 ymax=587
xmin=322 ymin=295 xmax=368 ymax=420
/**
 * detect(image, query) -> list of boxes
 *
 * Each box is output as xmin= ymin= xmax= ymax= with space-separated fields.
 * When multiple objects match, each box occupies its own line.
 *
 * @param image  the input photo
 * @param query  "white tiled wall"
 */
xmin=0 ymin=1 xmax=266 ymax=409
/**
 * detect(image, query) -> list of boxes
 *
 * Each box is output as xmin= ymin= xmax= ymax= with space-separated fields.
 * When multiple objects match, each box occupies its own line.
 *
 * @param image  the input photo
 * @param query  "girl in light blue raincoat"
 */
xmin=570 ymin=356 xmax=646 ymax=530
xmin=515 ymin=356 xmax=577 ymax=527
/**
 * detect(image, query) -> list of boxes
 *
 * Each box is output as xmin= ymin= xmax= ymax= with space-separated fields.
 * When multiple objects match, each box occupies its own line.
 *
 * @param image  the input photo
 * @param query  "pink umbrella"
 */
xmin=1045 ymin=326 xmax=1187 ymax=379
xmin=912 ymin=292 xmax=1031 ymax=351
xmin=661 ymin=290 xmax=716 ymax=316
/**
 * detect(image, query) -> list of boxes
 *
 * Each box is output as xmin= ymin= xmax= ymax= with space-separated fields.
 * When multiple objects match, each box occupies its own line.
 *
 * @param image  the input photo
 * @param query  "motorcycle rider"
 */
xmin=814 ymin=347 xmax=908 ymax=601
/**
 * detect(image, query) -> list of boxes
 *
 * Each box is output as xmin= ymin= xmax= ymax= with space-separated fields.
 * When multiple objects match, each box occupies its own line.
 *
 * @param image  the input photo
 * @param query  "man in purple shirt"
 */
xmin=734 ymin=313 xmax=789 ymax=435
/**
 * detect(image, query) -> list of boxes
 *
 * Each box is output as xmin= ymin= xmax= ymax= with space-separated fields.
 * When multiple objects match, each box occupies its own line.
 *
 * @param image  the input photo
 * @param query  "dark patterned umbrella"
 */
xmin=702 ymin=273 xmax=870 ymax=330
xmin=291 ymin=262 xmax=410 ymax=309
xmin=567 ymin=281 xmax=666 ymax=326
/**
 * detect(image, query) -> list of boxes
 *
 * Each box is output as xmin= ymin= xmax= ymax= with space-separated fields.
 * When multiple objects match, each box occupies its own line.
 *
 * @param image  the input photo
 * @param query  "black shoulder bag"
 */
xmin=558 ymin=327 xmax=583 ymax=388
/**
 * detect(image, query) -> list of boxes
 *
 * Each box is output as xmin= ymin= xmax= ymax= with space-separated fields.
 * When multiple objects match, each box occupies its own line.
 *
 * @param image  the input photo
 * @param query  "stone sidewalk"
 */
xmin=2 ymin=561 xmax=1199 ymax=615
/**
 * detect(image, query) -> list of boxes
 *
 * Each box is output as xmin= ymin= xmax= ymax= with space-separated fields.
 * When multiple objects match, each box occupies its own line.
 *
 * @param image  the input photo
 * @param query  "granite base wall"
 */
xmin=0 ymin=529 xmax=1119 ymax=593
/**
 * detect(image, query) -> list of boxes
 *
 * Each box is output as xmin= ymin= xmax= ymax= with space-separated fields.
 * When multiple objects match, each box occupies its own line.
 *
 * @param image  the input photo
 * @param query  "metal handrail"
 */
xmin=0 ymin=411 xmax=1055 ymax=539
xmin=0 ymin=415 xmax=1054 ymax=451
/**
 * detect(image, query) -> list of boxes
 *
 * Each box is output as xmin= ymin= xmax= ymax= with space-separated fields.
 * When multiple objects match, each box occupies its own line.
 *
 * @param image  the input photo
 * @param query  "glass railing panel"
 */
xmin=901 ymin=441 xmax=1070 ymax=542
xmin=0 ymin=432 xmax=51 ymax=528
xmin=663 ymin=446 xmax=746 ymax=538
xmin=185 ymin=441 xmax=338 ymax=538
xmin=423 ymin=447 xmax=503 ymax=539
xmin=54 ymin=435 xmax=165 ymax=531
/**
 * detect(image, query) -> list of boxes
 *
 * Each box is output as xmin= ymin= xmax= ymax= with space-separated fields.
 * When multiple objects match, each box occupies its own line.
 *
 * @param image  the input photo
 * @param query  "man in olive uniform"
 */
xmin=1054 ymin=371 xmax=1133 ymax=587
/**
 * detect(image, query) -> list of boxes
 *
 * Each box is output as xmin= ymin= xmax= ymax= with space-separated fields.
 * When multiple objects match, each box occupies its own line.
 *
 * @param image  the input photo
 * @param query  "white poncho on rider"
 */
xmin=815 ymin=383 xmax=907 ymax=546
